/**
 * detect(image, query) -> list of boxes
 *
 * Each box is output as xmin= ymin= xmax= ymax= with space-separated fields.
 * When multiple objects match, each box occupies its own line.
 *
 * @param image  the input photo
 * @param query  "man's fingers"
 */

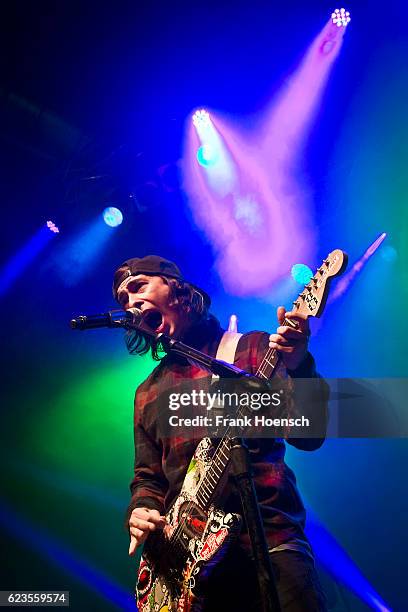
xmin=277 ymin=308 xmax=309 ymax=326
xmin=129 ymin=526 xmax=145 ymax=538
xmin=276 ymin=327 xmax=306 ymax=339
xmin=132 ymin=508 xmax=157 ymax=520
xmin=129 ymin=517 xmax=156 ymax=531
xmin=277 ymin=306 xmax=286 ymax=325
xmin=163 ymin=523 xmax=174 ymax=539
xmin=128 ymin=531 xmax=145 ymax=556
xmin=269 ymin=333 xmax=290 ymax=346
xmin=269 ymin=342 xmax=294 ymax=354
xmin=129 ymin=536 xmax=137 ymax=556
xmin=285 ymin=311 xmax=310 ymax=332
xmin=130 ymin=508 xmax=167 ymax=528
xmin=271 ymin=309 xmax=309 ymax=370
xmin=285 ymin=310 xmax=308 ymax=322
xmin=127 ymin=508 xmax=168 ymax=558
xmin=128 ymin=517 xmax=166 ymax=556
xmin=146 ymin=513 xmax=167 ymax=527
xmin=275 ymin=307 xmax=310 ymax=335
xmin=129 ymin=527 xmax=148 ymax=546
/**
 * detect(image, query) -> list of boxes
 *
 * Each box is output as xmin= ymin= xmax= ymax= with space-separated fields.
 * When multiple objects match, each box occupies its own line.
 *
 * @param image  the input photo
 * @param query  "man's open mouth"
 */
xmin=142 ymin=310 xmax=163 ymax=332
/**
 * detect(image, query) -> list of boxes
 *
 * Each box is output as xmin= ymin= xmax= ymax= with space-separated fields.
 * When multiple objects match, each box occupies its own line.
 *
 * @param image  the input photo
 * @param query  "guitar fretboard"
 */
xmin=194 ymin=318 xmax=295 ymax=508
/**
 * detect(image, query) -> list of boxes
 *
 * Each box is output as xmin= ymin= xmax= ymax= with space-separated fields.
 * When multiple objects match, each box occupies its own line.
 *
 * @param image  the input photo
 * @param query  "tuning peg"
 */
xmin=311 ymin=276 xmax=318 ymax=283
xmin=323 ymin=259 xmax=330 ymax=266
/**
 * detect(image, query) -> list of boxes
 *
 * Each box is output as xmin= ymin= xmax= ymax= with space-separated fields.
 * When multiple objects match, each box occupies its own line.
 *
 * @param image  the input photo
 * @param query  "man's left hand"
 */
xmin=269 ymin=306 xmax=310 ymax=371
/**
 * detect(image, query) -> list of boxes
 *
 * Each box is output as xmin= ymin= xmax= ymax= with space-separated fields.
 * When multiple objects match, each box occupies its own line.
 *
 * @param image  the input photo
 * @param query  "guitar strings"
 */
xmin=168 ymin=334 xmax=290 ymax=550
xmin=167 ymin=343 xmax=282 ymax=549
xmin=167 ymin=341 xmax=284 ymax=552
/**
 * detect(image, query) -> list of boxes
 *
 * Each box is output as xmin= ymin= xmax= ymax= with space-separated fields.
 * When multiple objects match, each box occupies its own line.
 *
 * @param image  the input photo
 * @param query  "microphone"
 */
xmin=70 ymin=308 xmax=143 ymax=330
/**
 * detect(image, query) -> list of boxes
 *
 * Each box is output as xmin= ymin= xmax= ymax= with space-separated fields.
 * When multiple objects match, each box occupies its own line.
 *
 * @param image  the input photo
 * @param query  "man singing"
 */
xmin=113 ymin=254 xmax=328 ymax=611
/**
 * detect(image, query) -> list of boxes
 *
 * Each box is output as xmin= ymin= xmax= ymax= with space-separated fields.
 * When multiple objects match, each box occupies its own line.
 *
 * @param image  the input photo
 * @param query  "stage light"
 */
xmin=331 ymin=8 xmax=351 ymax=28
xmin=54 ymin=214 xmax=120 ymax=286
xmin=365 ymin=232 xmax=386 ymax=257
xmin=0 ymin=223 xmax=58 ymax=295
xmin=0 ymin=499 xmax=135 ymax=610
xmin=102 ymin=207 xmax=123 ymax=227
xmin=192 ymin=109 xmax=211 ymax=129
xmin=291 ymin=263 xmax=313 ymax=285
xmin=197 ymin=144 xmax=219 ymax=167
xmin=46 ymin=220 xmax=59 ymax=233
xmin=329 ymin=233 xmax=388 ymax=303
xmin=380 ymin=245 xmax=398 ymax=263
xmin=306 ymin=507 xmax=392 ymax=612
xmin=228 ymin=314 xmax=238 ymax=333
xmin=184 ymin=10 xmax=349 ymax=296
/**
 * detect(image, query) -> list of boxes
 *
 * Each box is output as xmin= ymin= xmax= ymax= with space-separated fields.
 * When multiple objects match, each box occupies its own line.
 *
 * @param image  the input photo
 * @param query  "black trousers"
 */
xmin=201 ymin=546 xmax=327 ymax=612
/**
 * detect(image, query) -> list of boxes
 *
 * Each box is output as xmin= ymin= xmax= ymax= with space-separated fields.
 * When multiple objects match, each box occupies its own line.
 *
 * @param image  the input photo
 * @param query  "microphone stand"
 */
xmin=123 ymin=322 xmax=281 ymax=611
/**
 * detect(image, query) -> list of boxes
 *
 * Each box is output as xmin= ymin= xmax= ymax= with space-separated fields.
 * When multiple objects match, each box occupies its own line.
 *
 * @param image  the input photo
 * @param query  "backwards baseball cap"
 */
xmin=112 ymin=255 xmax=211 ymax=307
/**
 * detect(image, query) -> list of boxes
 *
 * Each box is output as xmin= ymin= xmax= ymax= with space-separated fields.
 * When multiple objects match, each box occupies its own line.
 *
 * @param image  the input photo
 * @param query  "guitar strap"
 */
xmin=212 ymin=331 xmax=243 ymax=380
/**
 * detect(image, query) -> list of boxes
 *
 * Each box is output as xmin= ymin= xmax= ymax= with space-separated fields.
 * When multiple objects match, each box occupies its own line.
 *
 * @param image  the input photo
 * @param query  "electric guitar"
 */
xmin=136 ymin=249 xmax=347 ymax=612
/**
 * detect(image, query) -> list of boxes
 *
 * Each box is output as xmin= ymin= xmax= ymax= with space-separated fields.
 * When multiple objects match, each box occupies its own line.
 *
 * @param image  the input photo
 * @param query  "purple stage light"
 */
xmin=183 ymin=13 xmax=349 ymax=297
xmin=46 ymin=220 xmax=59 ymax=233
xmin=365 ymin=231 xmax=386 ymax=257
xmin=329 ymin=233 xmax=387 ymax=303
xmin=184 ymin=114 xmax=304 ymax=295
xmin=228 ymin=314 xmax=238 ymax=333
xmin=192 ymin=109 xmax=211 ymax=129
xmin=331 ymin=8 xmax=351 ymax=28
xmin=190 ymin=111 xmax=237 ymax=196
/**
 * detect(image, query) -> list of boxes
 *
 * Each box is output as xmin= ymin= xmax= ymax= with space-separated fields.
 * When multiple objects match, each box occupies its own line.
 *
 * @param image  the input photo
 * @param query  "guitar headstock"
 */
xmin=292 ymin=249 xmax=348 ymax=318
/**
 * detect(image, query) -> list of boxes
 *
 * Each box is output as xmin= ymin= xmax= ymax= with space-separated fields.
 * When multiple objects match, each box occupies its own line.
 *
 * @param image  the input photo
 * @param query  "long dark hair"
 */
xmin=124 ymin=275 xmax=211 ymax=360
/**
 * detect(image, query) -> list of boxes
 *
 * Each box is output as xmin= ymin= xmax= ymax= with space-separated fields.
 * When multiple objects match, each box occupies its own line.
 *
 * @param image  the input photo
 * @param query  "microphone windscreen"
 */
xmin=127 ymin=307 xmax=144 ymax=325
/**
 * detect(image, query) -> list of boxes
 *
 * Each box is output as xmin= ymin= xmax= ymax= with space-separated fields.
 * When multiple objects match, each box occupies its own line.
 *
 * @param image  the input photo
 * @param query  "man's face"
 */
xmin=116 ymin=274 xmax=190 ymax=338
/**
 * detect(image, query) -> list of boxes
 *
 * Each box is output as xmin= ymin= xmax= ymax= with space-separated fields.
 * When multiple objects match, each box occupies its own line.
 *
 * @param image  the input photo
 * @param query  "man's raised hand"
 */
xmin=268 ymin=306 xmax=310 ymax=371
xmin=128 ymin=507 xmax=166 ymax=556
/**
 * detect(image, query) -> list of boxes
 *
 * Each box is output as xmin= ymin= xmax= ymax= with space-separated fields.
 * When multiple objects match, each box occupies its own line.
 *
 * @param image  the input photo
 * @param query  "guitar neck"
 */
xmin=255 ymin=315 xmax=296 ymax=379
xmin=194 ymin=248 xmax=348 ymax=509
xmin=195 ymin=437 xmax=232 ymax=508
xmin=195 ymin=322 xmax=288 ymax=509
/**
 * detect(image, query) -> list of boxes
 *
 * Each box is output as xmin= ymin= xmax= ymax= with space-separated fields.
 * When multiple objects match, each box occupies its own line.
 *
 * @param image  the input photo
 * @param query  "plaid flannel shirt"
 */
xmin=126 ymin=319 xmax=328 ymax=550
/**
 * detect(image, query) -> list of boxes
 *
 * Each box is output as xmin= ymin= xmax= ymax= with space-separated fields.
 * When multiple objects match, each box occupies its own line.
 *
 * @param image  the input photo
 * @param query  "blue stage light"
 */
xmin=0 ymin=224 xmax=57 ymax=296
xmin=305 ymin=506 xmax=392 ymax=611
xmin=380 ymin=245 xmax=398 ymax=263
xmin=291 ymin=263 xmax=313 ymax=285
xmin=0 ymin=499 xmax=135 ymax=610
xmin=102 ymin=207 xmax=123 ymax=227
